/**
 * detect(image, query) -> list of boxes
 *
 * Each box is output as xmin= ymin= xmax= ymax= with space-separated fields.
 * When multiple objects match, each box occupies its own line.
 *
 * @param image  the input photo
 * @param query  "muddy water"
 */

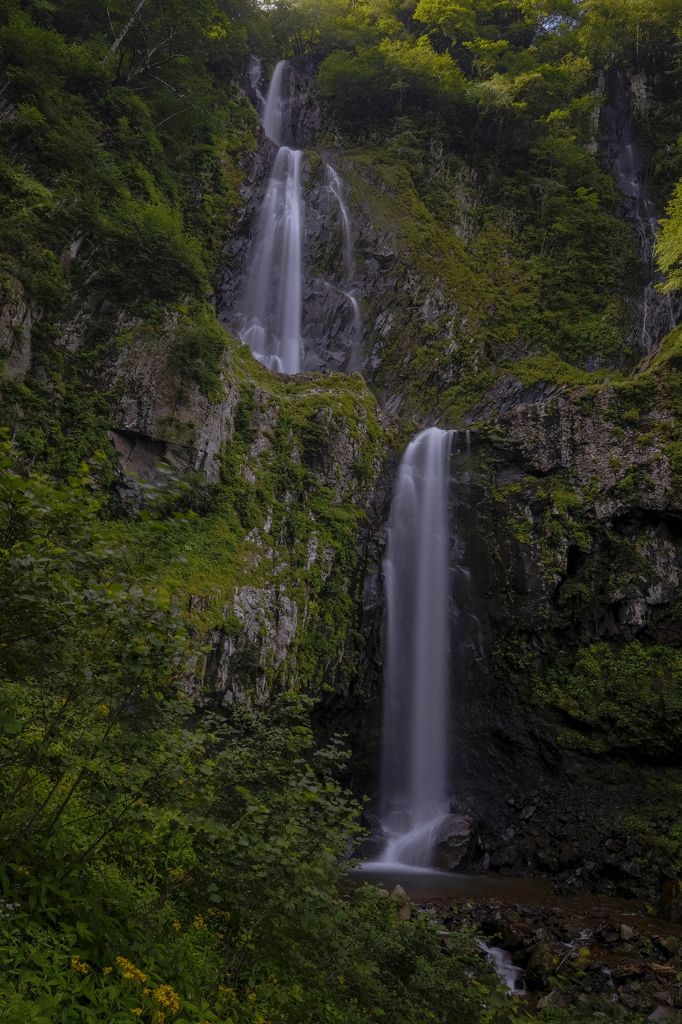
xmin=353 ymin=866 xmax=680 ymax=937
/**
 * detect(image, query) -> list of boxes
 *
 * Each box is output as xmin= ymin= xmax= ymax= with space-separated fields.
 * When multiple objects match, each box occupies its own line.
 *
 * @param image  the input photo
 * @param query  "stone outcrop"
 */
xmin=0 ymin=279 xmax=32 ymax=382
xmin=106 ymin=332 xmax=240 ymax=487
xmin=432 ymin=815 xmax=475 ymax=871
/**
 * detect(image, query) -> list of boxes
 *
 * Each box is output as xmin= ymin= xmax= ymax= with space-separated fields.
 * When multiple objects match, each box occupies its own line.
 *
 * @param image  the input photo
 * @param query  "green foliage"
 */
xmin=657 ymin=179 xmax=682 ymax=293
xmin=0 ymin=439 xmax=507 ymax=1024
xmin=0 ymin=0 xmax=258 ymax=473
xmin=534 ymin=641 xmax=682 ymax=754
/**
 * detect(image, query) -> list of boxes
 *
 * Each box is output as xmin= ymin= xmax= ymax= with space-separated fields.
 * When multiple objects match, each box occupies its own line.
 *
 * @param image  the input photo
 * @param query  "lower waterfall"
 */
xmin=379 ymin=427 xmax=454 ymax=867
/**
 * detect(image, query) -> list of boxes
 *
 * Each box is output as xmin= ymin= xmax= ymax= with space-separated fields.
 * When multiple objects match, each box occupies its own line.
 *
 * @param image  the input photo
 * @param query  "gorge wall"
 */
xmin=4 ymin=34 xmax=682 ymax=903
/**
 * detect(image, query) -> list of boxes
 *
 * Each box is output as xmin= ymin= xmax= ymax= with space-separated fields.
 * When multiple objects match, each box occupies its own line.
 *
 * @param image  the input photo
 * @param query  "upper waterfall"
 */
xmin=227 ymin=59 xmax=362 ymax=375
xmin=237 ymin=60 xmax=303 ymax=374
xmin=380 ymin=427 xmax=454 ymax=867
xmin=240 ymin=145 xmax=303 ymax=374
xmin=261 ymin=60 xmax=287 ymax=145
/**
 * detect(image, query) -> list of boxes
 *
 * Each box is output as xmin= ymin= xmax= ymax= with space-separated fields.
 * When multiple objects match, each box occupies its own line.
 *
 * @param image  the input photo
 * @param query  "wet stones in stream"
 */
xmin=442 ymin=894 xmax=682 ymax=1017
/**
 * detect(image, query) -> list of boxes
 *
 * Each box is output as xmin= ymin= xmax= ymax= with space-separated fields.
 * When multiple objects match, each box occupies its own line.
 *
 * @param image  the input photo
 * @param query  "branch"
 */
xmin=102 ymin=0 xmax=150 ymax=68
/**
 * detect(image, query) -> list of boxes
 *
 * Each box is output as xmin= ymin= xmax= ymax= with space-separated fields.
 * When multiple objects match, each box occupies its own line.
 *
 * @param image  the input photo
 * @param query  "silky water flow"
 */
xmin=238 ymin=60 xmax=303 ymax=374
xmin=238 ymin=61 xmax=360 ymax=374
xmin=323 ymin=163 xmax=362 ymax=354
xmin=378 ymin=427 xmax=455 ymax=868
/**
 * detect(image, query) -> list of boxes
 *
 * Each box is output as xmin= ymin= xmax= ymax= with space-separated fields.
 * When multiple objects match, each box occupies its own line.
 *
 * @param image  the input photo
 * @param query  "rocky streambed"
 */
xmin=355 ymin=871 xmax=682 ymax=1018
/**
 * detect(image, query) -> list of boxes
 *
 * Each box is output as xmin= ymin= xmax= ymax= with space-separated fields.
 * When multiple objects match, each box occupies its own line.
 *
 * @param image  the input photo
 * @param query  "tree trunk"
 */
xmin=102 ymin=0 xmax=150 ymax=68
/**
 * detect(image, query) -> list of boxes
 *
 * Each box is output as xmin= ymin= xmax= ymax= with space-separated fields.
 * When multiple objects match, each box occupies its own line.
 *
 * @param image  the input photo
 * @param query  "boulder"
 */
xmin=432 ymin=815 xmax=474 ymax=871
xmin=355 ymin=811 xmax=389 ymax=861
xmin=354 ymin=834 xmax=389 ymax=860
xmin=526 ymin=942 xmax=562 ymax=989
xmin=536 ymin=990 xmax=568 ymax=1009
xmin=489 ymin=844 xmax=519 ymax=871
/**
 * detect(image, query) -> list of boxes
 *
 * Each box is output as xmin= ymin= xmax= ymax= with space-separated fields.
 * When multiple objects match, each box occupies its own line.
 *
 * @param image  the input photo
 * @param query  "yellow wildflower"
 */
xmin=116 ymin=956 xmax=147 ymax=984
xmin=70 ymin=956 xmax=89 ymax=975
xmin=192 ymin=914 xmax=205 ymax=930
xmin=153 ymin=984 xmax=180 ymax=1014
xmin=246 ymin=992 xmax=256 ymax=1003
xmin=218 ymin=986 xmax=236 ymax=1002
xmin=131 ymin=1010 xmax=143 ymax=1017
xmin=154 ymin=1014 xmax=166 ymax=1024
xmin=171 ymin=920 xmax=181 ymax=931
xmin=103 ymin=967 xmax=112 ymax=975
xmin=16 ymin=865 xmax=29 ymax=876
xmin=255 ymin=1015 xmax=269 ymax=1024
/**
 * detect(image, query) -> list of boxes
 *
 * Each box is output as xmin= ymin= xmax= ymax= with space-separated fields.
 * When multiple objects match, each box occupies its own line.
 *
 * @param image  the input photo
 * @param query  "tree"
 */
xmin=656 ymin=178 xmax=682 ymax=293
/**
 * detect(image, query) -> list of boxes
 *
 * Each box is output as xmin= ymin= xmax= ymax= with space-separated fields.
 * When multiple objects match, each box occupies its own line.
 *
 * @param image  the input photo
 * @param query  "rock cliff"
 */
xmin=4 ymin=49 xmax=682 ymax=902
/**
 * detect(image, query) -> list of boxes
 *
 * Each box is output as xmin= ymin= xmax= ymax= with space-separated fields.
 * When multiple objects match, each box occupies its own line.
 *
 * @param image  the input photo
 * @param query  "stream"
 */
xmin=350 ymin=868 xmax=682 ymax=1011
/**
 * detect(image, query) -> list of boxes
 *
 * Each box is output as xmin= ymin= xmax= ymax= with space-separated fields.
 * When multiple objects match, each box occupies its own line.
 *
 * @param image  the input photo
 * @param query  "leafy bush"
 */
xmin=0 ymin=438 xmax=505 ymax=1022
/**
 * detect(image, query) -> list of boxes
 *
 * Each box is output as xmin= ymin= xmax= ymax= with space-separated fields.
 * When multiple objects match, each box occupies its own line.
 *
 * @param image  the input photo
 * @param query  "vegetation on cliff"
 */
xmin=3 ymin=0 xmax=682 ymax=1020
xmin=0 ymin=436 xmax=509 ymax=1022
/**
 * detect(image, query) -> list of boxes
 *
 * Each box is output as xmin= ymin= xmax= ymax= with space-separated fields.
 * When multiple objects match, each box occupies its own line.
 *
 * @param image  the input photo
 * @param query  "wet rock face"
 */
xmin=432 ymin=815 xmax=474 ymax=871
xmin=105 ymin=331 xmax=240 ymax=489
xmin=600 ymin=68 xmax=677 ymax=357
xmin=191 ymin=584 xmax=299 ymax=704
xmin=0 ymin=279 xmax=32 ymax=381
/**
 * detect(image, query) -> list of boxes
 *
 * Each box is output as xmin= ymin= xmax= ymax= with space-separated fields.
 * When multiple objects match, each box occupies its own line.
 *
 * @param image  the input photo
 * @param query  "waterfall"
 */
xmin=380 ymin=427 xmax=454 ymax=867
xmin=602 ymin=69 xmax=676 ymax=354
xmin=247 ymin=56 xmax=264 ymax=113
xmin=325 ymin=164 xmax=353 ymax=277
xmin=240 ymin=147 xmax=303 ymax=374
xmin=235 ymin=60 xmax=361 ymax=374
xmin=238 ymin=61 xmax=303 ymax=375
xmin=261 ymin=60 xmax=287 ymax=146
xmin=324 ymin=163 xmax=362 ymax=360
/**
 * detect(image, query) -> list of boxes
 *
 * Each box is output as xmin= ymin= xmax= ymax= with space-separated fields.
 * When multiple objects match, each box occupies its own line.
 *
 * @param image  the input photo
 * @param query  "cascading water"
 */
xmin=261 ymin=59 xmax=286 ymax=145
xmin=602 ymin=69 xmax=676 ymax=354
xmin=325 ymin=164 xmax=353 ymax=277
xmin=324 ymin=163 xmax=362 ymax=350
xmin=238 ymin=61 xmax=303 ymax=374
xmin=234 ymin=60 xmax=362 ymax=374
xmin=380 ymin=427 xmax=454 ymax=868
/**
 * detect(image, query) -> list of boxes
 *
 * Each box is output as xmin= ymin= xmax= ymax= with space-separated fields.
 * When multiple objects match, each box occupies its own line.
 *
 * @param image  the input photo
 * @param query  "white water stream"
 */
xmin=325 ymin=163 xmax=362 ymax=351
xmin=325 ymin=164 xmax=353 ymax=277
xmin=238 ymin=60 xmax=303 ymax=374
xmin=379 ymin=427 xmax=454 ymax=867
xmin=237 ymin=61 xmax=361 ymax=374
xmin=478 ymin=942 xmax=526 ymax=993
